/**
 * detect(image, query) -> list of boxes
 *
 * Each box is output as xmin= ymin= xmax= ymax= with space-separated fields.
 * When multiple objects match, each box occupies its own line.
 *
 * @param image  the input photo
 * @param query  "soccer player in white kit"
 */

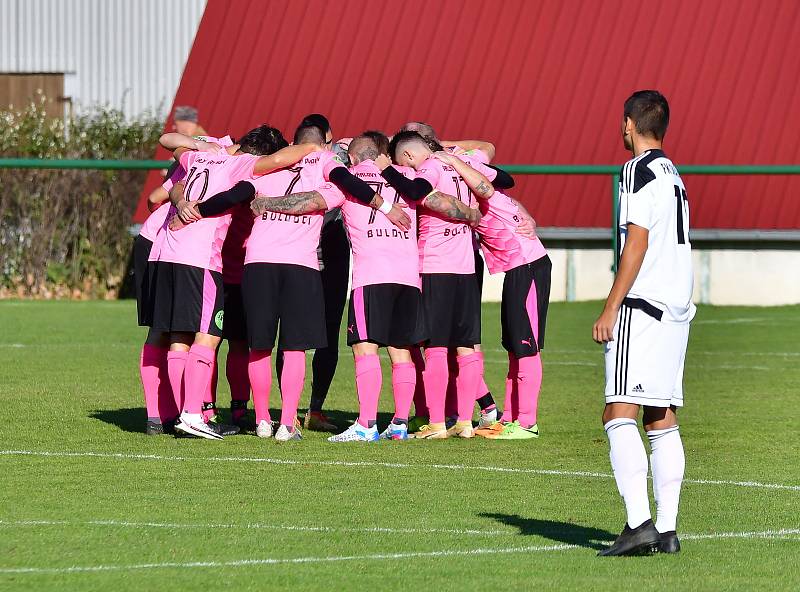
xmin=593 ymin=90 xmax=694 ymax=556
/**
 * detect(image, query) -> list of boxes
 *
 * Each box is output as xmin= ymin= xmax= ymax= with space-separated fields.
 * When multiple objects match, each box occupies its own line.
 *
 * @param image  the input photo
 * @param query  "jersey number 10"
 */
xmin=674 ymin=185 xmax=689 ymax=244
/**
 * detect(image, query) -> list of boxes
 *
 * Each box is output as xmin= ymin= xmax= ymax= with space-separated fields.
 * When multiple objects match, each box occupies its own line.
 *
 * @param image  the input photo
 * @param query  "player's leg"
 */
xmin=242 ymin=263 xmax=281 ymax=438
xmin=201 ymin=348 xmax=219 ymax=422
xmin=449 ymin=274 xmax=482 ymax=439
xmin=644 ymin=405 xmax=684 ymax=554
xmin=170 ymin=265 xmax=231 ymax=440
xmin=409 ymin=345 xmax=429 ymax=431
xmin=140 ymin=329 xmax=174 ymax=434
xmin=383 ymin=346 xmax=414 ymax=440
xmin=306 ymin=218 xmax=349 ymax=432
xmin=222 ymin=282 xmax=251 ymax=430
xmin=598 ymin=304 xmax=666 ymax=556
xmin=472 ymin=248 xmax=498 ymax=423
xmin=494 ymin=257 xmax=551 ymax=440
xmin=275 ymin=264 xmax=327 ymax=442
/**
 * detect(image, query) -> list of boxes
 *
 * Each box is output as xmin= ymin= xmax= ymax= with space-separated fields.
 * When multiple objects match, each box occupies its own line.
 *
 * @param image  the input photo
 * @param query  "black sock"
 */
xmin=476 ymin=393 xmax=495 ymax=411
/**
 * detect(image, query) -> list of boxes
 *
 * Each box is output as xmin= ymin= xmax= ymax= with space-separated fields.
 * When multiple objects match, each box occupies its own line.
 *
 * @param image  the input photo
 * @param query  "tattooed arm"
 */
xmin=432 ymin=152 xmax=494 ymax=200
xmin=251 ymin=191 xmax=328 ymax=217
xmin=422 ymin=191 xmax=481 ymax=228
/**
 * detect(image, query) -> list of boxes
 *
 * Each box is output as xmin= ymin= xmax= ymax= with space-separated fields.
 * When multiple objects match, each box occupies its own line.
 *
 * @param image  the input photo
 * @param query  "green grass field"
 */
xmin=1 ymin=300 xmax=798 ymax=591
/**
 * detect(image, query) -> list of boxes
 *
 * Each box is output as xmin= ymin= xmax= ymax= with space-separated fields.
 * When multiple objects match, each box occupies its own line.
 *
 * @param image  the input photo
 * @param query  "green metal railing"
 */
xmin=2 ymin=159 xmax=799 ymax=272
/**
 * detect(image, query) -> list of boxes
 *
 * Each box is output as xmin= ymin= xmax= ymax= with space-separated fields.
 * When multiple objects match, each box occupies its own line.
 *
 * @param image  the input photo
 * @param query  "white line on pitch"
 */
xmin=2 ymin=450 xmax=799 ymax=492
xmin=1 ymin=529 xmax=798 ymax=575
xmin=0 ymin=519 xmax=510 ymax=537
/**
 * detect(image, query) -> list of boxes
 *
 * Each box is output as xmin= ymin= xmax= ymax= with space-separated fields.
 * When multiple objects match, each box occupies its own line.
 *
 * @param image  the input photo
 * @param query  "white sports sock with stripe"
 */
xmin=605 ymin=418 xmax=651 ymax=529
xmin=647 ymin=426 xmax=685 ymax=533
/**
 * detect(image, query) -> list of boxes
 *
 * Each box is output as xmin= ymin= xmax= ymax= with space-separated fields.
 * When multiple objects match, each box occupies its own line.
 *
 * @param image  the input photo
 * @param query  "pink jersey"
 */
xmin=139 ymin=202 xmax=171 ymax=242
xmin=415 ymin=157 xmax=477 ymax=274
xmin=161 ymin=136 xmax=233 ymax=193
xmin=321 ymin=161 xmax=419 ymax=289
xmin=476 ymin=192 xmax=548 ymax=274
xmin=149 ymin=150 xmax=258 ymax=272
xmin=245 ymin=156 xmax=334 ymax=269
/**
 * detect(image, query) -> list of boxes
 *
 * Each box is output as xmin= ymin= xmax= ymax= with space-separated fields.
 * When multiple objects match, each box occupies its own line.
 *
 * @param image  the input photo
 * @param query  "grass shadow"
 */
xmin=479 ymin=512 xmax=616 ymax=550
xmin=90 ymin=407 xmax=146 ymax=434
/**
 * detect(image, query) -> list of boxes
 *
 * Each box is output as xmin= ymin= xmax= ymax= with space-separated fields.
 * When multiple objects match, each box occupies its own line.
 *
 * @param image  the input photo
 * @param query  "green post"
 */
xmin=611 ymin=173 xmax=620 ymax=273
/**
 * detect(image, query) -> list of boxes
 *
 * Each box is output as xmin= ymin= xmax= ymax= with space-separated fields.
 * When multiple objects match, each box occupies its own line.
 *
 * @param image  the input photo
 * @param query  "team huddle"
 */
xmin=134 ymin=115 xmax=551 ymax=444
xmin=134 ymin=90 xmax=694 ymax=557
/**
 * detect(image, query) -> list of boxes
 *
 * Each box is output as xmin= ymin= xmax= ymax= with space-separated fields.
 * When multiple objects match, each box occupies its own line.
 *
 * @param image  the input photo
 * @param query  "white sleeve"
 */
xmin=621 ymin=185 xmax=656 ymax=230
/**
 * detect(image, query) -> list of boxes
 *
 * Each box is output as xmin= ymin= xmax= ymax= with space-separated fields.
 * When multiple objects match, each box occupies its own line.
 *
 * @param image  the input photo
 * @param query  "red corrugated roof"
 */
xmin=136 ymin=0 xmax=800 ymax=229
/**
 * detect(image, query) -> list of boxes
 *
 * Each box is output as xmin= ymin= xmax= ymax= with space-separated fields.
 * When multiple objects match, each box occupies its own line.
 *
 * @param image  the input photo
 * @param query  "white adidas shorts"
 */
xmin=604 ymin=301 xmax=690 ymax=408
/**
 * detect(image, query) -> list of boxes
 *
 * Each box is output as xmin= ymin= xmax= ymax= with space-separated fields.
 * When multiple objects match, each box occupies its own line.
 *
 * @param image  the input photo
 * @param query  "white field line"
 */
xmin=0 ymin=519 xmax=510 ymax=538
xmin=2 ymin=450 xmax=799 ymax=492
xmin=1 ymin=529 xmax=798 ymax=575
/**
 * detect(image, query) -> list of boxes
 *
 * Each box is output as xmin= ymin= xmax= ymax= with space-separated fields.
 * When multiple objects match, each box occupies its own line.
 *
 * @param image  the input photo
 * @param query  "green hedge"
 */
xmin=0 ymin=95 xmax=162 ymax=299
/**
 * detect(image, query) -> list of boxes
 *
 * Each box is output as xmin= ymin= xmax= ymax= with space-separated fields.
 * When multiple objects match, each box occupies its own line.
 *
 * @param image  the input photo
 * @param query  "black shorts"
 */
xmin=242 ymin=262 xmax=327 ymax=351
xmin=223 ymin=283 xmax=247 ymax=342
xmin=474 ymin=248 xmax=485 ymax=300
xmin=347 ymin=283 xmax=428 ymax=347
xmin=501 ymin=255 xmax=552 ymax=357
xmin=421 ymin=273 xmax=481 ymax=348
xmin=134 ymin=235 xmax=153 ymax=326
xmin=149 ymin=262 xmax=225 ymax=337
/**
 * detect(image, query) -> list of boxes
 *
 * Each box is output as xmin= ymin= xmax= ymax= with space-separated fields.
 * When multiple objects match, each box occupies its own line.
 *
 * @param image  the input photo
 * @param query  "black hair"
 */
xmin=623 ymin=90 xmax=670 ymax=140
xmin=388 ymin=130 xmax=430 ymax=161
xmin=237 ymin=124 xmax=288 ymax=156
xmin=362 ymin=130 xmax=390 ymax=155
xmin=300 ymin=113 xmax=331 ymax=135
xmin=293 ymin=123 xmax=326 ymax=146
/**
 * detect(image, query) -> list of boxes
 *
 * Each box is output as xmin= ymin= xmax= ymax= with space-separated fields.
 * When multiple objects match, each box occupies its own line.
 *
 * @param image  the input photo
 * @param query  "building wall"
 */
xmin=480 ymin=249 xmax=800 ymax=306
xmin=0 ymin=0 xmax=205 ymax=118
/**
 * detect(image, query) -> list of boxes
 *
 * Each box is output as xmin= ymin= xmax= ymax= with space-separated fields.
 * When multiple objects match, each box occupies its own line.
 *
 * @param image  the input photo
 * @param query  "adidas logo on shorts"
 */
xmin=632 ymin=384 xmax=645 ymax=393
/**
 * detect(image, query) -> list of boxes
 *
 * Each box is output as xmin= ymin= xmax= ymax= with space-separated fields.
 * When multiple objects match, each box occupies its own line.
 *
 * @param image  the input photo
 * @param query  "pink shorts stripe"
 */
xmin=525 ymin=276 xmax=540 ymax=344
xmin=353 ymin=286 xmax=368 ymax=341
xmin=199 ymin=269 xmax=216 ymax=334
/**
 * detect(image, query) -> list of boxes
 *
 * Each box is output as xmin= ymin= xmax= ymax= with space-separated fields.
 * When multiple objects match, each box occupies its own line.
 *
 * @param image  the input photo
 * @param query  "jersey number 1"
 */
xmin=674 ymin=185 xmax=689 ymax=244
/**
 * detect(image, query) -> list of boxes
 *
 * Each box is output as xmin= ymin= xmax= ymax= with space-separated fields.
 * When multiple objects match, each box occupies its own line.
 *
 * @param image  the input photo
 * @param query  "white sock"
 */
xmin=605 ymin=418 xmax=651 ymax=529
xmin=647 ymin=426 xmax=685 ymax=533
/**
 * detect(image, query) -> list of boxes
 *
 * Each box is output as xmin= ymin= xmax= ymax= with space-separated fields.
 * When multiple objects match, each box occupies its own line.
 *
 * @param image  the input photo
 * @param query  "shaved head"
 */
xmin=389 ymin=130 xmax=432 ymax=169
xmin=348 ymin=136 xmax=380 ymax=165
xmin=401 ymin=121 xmax=437 ymax=140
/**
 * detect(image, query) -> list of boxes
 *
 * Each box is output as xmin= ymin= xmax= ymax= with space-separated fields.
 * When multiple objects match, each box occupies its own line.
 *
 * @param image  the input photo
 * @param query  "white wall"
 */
xmin=481 ymin=249 xmax=800 ymax=306
xmin=0 ymin=0 xmax=206 ymax=118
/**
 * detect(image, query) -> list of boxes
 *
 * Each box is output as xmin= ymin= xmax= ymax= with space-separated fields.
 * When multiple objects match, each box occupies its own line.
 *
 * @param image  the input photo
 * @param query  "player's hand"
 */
xmin=384 ymin=203 xmax=412 ymax=231
xmin=517 ymin=214 xmax=537 ymax=239
xmin=467 ymin=208 xmax=482 ymax=228
xmin=168 ymin=215 xmax=188 ymax=231
xmin=592 ymin=307 xmax=618 ymax=344
xmin=176 ymin=199 xmax=202 ymax=224
xmin=193 ymin=139 xmax=223 ymax=154
xmin=432 ymin=150 xmax=456 ymax=165
xmin=374 ymin=153 xmax=392 ymax=171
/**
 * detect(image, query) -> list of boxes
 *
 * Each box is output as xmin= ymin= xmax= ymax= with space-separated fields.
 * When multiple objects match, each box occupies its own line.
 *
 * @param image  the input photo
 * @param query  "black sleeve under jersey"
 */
xmin=487 ymin=165 xmax=515 ymax=189
xmin=329 ymin=166 xmax=375 ymax=205
xmin=196 ymin=181 xmax=256 ymax=217
xmin=380 ymin=166 xmax=433 ymax=201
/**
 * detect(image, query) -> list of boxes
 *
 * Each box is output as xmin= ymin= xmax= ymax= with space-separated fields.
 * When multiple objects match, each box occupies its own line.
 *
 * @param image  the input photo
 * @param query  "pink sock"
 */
xmin=516 ymin=354 xmax=543 ymax=427
xmin=182 ymin=344 xmax=216 ymax=415
xmin=501 ymin=354 xmax=519 ymax=423
xmin=355 ymin=354 xmax=382 ymax=428
xmin=279 ymin=350 xmax=306 ymax=427
xmin=445 ymin=351 xmax=458 ymax=419
xmin=202 ymin=357 xmax=219 ymax=421
xmin=456 ymin=352 xmax=482 ymax=422
xmin=166 ymin=350 xmax=188 ymax=412
xmin=140 ymin=344 xmax=165 ymax=419
xmin=391 ymin=362 xmax=416 ymax=421
xmin=423 ymin=347 xmax=449 ymax=424
xmin=411 ymin=347 xmax=428 ymax=417
xmin=248 ymin=350 xmax=272 ymax=424
xmin=227 ymin=349 xmax=251 ymax=419
xmin=475 ymin=352 xmax=489 ymax=401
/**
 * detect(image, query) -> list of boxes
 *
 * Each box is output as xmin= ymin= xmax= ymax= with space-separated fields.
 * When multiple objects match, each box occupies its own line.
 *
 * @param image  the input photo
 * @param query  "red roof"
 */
xmin=136 ymin=0 xmax=800 ymax=229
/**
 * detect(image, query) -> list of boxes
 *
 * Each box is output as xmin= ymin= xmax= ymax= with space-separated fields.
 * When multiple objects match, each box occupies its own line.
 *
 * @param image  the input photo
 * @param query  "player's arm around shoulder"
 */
xmin=253 ymin=143 xmax=318 ymax=175
xmin=592 ymin=224 xmax=649 ymax=343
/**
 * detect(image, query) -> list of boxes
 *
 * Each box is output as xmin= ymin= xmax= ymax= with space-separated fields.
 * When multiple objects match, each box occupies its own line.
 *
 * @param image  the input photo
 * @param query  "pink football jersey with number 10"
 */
xmin=149 ymin=150 xmax=259 ymax=272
